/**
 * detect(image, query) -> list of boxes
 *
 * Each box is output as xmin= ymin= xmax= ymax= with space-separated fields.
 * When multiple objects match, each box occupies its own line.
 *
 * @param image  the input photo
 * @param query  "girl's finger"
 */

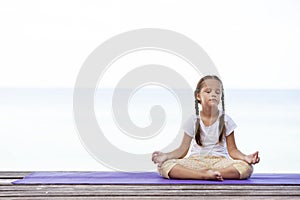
xmin=151 ymin=155 xmax=155 ymax=161
xmin=152 ymin=151 xmax=159 ymax=156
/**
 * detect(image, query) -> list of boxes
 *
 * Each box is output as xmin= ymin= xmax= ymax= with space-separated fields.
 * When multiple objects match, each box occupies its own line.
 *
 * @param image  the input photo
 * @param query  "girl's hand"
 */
xmin=152 ymin=151 xmax=168 ymax=167
xmin=244 ymin=151 xmax=260 ymax=164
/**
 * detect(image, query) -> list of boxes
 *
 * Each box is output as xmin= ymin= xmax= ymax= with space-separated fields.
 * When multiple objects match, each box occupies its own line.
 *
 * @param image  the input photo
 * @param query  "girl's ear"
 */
xmin=196 ymin=93 xmax=201 ymax=102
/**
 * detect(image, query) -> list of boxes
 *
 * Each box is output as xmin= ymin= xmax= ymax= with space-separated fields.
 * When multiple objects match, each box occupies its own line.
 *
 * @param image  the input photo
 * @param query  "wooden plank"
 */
xmin=1 ymin=186 xmax=299 ymax=198
xmin=1 ymin=184 xmax=300 ymax=193
xmin=1 ymin=197 xmax=299 ymax=200
xmin=0 ymin=179 xmax=17 ymax=185
xmin=1 ymin=187 xmax=300 ymax=197
xmin=0 ymin=172 xmax=31 ymax=178
xmin=1 ymin=184 xmax=300 ymax=190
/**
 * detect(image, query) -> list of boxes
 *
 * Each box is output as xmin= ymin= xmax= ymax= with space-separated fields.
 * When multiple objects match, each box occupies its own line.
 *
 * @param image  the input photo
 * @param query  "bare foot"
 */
xmin=201 ymin=169 xmax=223 ymax=181
xmin=168 ymin=165 xmax=223 ymax=180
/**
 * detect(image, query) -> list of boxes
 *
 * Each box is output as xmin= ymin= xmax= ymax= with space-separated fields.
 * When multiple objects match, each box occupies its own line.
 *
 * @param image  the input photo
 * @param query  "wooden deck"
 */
xmin=1 ymin=172 xmax=300 ymax=199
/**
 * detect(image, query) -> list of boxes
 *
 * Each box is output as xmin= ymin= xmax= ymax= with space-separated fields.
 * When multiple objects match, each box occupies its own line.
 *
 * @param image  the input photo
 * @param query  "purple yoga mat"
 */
xmin=12 ymin=172 xmax=300 ymax=185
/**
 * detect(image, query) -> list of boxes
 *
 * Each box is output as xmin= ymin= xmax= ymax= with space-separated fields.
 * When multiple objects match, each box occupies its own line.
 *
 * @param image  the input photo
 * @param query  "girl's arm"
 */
xmin=152 ymin=133 xmax=192 ymax=167
xmin=226 ymin=131 xmax=260 ymax=164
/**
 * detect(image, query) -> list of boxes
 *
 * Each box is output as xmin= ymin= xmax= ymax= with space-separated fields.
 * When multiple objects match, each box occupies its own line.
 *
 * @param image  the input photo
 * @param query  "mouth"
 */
xmin=209 ymin=99 xmax=218 ymax=102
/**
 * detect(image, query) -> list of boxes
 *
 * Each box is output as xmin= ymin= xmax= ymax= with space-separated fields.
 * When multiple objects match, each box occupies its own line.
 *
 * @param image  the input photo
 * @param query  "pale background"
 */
xmin=0 ymin=0 xmax=299 ymax=172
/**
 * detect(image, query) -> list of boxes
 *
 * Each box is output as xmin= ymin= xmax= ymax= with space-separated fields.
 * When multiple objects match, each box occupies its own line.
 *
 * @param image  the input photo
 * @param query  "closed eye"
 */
xmin=205 ymin=89 xmax=212 ymax=93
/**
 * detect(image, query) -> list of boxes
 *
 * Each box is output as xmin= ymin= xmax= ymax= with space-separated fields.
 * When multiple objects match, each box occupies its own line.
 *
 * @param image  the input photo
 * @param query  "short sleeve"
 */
xmin=182 ymin=115 xmax=196 ymax=138
xmin=224 ymin=114 xmax=237 ymax=136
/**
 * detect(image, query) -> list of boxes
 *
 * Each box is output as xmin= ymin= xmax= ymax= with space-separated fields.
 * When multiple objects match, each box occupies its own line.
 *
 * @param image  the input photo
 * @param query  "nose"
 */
xmin=211 ymin=92 xmax=217 ymax=97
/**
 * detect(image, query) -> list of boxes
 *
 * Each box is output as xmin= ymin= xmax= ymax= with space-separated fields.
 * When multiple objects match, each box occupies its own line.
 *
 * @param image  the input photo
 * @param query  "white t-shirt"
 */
xmin=182 ymin=112 xmax=237 ymax=157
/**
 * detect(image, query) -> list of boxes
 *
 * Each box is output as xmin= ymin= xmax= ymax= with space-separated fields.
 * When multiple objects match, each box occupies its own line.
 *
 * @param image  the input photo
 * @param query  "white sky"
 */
xmin=0 ymin=0 xmax=300 ymax=89
xmin=1 ymin=0 xmax=300 ymax=172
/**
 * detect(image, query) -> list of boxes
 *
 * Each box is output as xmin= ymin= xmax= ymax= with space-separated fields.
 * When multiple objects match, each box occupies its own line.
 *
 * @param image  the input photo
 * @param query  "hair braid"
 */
xmin=218 ymin=88 xmax=226 ymax=143
xmin=194 ymin=98 xmax=202 ymax=146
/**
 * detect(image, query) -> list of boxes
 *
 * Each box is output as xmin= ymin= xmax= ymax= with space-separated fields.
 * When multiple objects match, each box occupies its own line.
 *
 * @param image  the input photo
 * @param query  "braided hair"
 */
xmin=194 ymin=75 xmax=226 ymax=146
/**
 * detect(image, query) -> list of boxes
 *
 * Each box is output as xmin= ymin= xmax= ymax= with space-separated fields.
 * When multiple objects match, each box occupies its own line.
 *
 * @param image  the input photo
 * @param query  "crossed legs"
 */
xmin=168 ymin=164 xmax=224 ymax=180
xmin=159 ymin=156 xmax=253 ymax=180
xmin=168 ymin=164 xmax=240 ymax=180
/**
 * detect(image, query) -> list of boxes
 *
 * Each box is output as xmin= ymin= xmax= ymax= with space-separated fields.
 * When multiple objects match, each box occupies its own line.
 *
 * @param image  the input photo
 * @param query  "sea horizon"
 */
xmin=1 ymin=88 xmax=299 ymax=173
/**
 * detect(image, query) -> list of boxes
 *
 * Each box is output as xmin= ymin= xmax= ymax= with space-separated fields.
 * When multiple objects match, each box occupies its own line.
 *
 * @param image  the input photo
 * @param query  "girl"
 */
xmin=152 ymin=75 xmax=260 ymax=180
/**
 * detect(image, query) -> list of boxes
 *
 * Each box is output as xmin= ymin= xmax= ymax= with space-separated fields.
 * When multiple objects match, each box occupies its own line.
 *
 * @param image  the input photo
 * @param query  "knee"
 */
xmin=158 ymin=159 xmax=178 ymax=179
xmin=233 ymin=161 xmax=253 ymax=179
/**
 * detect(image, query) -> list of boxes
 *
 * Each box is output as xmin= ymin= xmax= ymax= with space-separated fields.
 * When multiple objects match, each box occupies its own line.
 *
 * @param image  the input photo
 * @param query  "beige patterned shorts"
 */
xmin=158 ymin=155 xmax=253 ymax=179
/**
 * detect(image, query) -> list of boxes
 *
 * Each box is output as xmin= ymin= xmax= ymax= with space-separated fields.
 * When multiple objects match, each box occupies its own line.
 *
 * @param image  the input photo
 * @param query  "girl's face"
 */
xmin=197 ymin=79 xmax=222 ymax=107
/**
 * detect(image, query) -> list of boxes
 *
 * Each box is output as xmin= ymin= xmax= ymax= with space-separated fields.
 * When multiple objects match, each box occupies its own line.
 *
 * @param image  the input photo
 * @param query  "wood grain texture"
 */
xmin=1 ymin=172 xmax=300 ymax=199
